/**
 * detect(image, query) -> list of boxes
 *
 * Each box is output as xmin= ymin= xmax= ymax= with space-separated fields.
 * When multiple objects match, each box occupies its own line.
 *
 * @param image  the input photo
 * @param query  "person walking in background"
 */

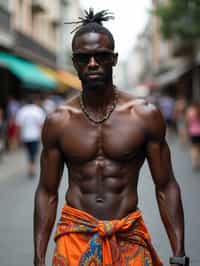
xmin=158 ymin=93 xmax=176 ymax=135
xmin=174 ymin=97 xmax=188 ymax=145
xmin=6 ymin=96 xmax=21 ymax=151
xmin=186 ymin=102 xmax=200 ymax=170
xmin=16 ymin=95 xmax=45 ymax=177
xmin=42 ymin=93 xmax=56 ymax=115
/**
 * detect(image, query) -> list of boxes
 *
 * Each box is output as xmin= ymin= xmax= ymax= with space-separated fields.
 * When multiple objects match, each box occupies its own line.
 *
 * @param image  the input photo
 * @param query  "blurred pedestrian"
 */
xmin=42 ymin=95 xmax=56 ymax=115
xmin=6 ymin=96 xmax=21 ymax=151
xmin=158 ymin=93 xmax=176 ymax=135
xmin=186 ymin=102 xmax=200 ymax=170
xmin=174 ymin=97 xmax=188 ymax=145
xmin=16 ymin=96 xmax=46 ymax=177
xmin=6 ymin=115 xmax=19 ymax=150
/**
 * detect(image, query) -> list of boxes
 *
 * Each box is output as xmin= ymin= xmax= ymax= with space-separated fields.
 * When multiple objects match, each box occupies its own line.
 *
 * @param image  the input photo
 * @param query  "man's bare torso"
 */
xmin=52 ymin=90 xmax=153 ymax=220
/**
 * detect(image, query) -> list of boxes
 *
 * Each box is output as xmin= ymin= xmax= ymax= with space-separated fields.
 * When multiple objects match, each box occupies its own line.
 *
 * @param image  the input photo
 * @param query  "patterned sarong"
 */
xmin=53 ymin=204 xmax=163 ymax=265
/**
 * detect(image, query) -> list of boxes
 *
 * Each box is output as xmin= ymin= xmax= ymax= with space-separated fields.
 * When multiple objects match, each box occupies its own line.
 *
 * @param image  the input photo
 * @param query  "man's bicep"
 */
xmin=146 ymin=140 xmax=175 ymax=189
xmin=39 ymin=145 xmax=64 ymax=195
xmin=143 ymin=103 xmax=175 ymax=188
xmin=38 ymin=115 xmax=64 ymax=195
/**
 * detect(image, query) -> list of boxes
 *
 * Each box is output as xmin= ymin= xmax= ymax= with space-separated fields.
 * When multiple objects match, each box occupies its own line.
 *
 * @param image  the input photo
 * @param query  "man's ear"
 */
xmin=113 ymin=53 xmax=118 ymax=66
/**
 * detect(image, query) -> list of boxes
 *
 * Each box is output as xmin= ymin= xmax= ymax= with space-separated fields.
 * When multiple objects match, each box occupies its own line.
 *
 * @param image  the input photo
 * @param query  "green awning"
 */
xmin=0 ymin=52 xmax=57 ymax=90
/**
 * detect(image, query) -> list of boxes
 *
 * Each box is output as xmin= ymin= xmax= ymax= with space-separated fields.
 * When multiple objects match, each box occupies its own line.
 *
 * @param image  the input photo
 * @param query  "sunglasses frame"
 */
xmin=72 ymin=50 xmax=115 ymax=65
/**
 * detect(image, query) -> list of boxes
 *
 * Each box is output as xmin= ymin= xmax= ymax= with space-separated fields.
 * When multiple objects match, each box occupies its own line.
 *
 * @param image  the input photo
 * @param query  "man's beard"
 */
xmin=80 ymin=75 xmax=107 ymax=90
xmin=79 ymin=70 xmax=112 ymax=90
xmin=84 ymin=79 xmax=105 ymax=90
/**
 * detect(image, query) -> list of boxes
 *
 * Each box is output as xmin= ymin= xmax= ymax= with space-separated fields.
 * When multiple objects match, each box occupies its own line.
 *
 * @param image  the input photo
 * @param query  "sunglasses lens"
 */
xmin=74 ymin=54 xmax=90 ymax=64
xmin=95 ymin=52 xmax=113 ymax=63
xmin=73 ymin=52 xmax=114 ymax=65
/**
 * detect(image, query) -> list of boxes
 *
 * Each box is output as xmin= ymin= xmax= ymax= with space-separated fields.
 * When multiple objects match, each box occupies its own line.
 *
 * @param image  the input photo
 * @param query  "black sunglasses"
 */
xmin=73 ymin=51 xmax=115 ymax=65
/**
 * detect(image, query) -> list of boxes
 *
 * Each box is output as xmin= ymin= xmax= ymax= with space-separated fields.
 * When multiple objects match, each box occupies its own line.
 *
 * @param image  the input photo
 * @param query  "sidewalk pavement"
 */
xmin=0 ymin=149 xmax=26 ymax=182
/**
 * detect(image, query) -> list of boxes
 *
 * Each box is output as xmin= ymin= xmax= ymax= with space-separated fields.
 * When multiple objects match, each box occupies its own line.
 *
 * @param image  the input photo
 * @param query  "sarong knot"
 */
xmin=97 ymin=221 xmax=119 ymax=237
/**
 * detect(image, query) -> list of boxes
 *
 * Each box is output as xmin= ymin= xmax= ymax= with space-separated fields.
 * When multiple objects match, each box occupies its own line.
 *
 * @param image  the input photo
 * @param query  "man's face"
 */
xmin=72 ymin=32 xmax=118 ymax=89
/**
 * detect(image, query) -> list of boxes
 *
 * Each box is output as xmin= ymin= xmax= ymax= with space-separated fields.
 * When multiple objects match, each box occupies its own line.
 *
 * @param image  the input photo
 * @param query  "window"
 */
xmin=0 ymin=0 xmax=9 ymax=11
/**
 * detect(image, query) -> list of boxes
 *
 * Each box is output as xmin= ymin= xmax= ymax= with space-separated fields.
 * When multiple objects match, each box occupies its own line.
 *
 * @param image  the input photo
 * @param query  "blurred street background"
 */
xmin=0 ymin=0 xmax=200 ymax=265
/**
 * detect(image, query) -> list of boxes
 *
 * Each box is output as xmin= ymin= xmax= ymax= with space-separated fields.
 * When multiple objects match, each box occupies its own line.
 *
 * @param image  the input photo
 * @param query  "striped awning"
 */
xmin=57 ymin=70 xmax=82 ymax=91
xmin=40 ymin=66 xmax=82 ymax=92
xmin=0 ymin=52 xmax=57 ymax=90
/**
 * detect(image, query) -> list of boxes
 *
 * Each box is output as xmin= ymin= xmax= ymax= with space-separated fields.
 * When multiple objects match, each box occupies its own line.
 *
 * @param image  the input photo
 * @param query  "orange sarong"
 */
xmin=53 ymin=204 xmax=163 ymax=265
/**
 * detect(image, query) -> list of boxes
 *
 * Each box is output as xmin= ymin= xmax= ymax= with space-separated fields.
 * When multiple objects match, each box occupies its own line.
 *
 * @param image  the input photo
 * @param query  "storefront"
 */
xmin=0 ymin=51 xmax=81 ymax=108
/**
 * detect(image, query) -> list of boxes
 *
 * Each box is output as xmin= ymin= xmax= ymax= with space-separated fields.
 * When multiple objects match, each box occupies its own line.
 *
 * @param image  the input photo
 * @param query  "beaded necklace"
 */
xmin=79 ymin=89 xmax=118 ymax=124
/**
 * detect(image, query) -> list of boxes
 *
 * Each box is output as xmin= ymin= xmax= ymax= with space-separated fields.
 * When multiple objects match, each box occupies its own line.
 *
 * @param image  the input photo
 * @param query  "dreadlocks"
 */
xmin=66 ymin=8 xmax=115 ymax=50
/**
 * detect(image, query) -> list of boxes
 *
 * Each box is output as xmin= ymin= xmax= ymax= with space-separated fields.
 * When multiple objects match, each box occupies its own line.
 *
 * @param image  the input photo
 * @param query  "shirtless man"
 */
xmin=34 ymin=9 xmax=189 ymax=266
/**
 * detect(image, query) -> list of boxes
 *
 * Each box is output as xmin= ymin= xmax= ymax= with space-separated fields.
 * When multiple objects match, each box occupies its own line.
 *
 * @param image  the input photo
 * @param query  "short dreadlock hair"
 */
xmin=67 ymin=9 xmax=115 ymax=51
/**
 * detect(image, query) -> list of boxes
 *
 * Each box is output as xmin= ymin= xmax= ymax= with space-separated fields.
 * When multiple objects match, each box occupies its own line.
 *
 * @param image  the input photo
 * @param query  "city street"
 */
xmin=0 ymin=135 xmax=199 ymax=266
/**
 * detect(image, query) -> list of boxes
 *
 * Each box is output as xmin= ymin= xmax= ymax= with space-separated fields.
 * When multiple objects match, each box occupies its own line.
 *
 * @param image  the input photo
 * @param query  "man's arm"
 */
xmin=145 ymin=104 xmax=185 ymax=259
xmin=34 ymin=113 xmax=64 ymax=266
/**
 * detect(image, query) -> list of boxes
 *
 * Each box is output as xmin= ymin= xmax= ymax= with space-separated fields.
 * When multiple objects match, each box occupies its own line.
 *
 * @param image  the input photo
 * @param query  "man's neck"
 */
xmin=81 ymin=84 xmax=116 ymax=113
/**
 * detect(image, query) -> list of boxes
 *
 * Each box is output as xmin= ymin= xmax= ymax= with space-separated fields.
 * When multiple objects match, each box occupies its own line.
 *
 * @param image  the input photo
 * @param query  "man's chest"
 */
xmin=59 ymin=114 xmax=147 ymax=162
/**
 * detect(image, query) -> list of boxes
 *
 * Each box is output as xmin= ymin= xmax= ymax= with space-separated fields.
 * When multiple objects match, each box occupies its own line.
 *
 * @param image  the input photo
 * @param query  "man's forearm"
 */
xmin=156 ymin=180 xmax=185 ymax=256
xmin=34 ymin=187 xmax=58 ymax=265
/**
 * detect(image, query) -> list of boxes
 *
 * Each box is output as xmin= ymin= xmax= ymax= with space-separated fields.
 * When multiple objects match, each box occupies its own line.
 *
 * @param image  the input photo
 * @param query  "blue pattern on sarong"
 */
xmin=79 ymin=233 xmax=102 ymax=265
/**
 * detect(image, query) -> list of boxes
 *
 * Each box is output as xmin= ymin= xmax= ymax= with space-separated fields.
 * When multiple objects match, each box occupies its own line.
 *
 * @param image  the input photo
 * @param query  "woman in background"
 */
xmin=186 ymin=102 xmax=200 ymax=170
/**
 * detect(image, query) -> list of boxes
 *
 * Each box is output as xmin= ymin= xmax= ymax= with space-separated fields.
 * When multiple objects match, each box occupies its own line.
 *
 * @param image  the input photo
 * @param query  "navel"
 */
xmin=95 ymin=197 xmax=104 ymax=203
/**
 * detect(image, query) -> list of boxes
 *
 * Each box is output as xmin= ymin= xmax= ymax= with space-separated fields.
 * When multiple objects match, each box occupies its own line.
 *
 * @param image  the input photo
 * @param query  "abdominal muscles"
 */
xmin=66 ymin=157 xmax=141 ymax=220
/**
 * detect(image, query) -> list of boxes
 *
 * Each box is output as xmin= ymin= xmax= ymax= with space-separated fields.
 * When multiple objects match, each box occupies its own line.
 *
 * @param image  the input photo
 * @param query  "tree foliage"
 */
xmin=154 ymin=0 xmax=200 ymax=40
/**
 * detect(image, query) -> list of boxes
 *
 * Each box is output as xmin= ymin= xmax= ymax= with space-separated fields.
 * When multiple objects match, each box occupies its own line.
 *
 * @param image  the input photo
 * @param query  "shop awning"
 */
xmin=39 ymin=66 xmax=68 ymax=92
xmin=0 ymin=52 xmax=57 ymax=90
xmin=57 ymin=70 xmax=82 ymax=91
xmin=155 ymin=62 xmax=192 ymax=87
xmin=39 ymin=66 xmax=82 ymax=92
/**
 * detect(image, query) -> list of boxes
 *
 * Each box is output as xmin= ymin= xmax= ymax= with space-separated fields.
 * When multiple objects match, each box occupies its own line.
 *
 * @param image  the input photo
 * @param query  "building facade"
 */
xmin=128 ymin=0 xmax=200 ymax=101
xmin=151 ymin=0 xmax=200 ymax=101
xmin=0 ymin=0 xmax=82 ymax=108
xmin=11 ymin=0 xmax=61 ymax=67
xmin=0 ymin=0 xmax=13 ymax=49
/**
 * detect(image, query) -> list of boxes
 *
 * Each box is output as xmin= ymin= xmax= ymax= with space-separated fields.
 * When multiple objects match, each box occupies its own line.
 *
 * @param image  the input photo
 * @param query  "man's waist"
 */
xmin=56 ymin=203 xmax=143 ymax=237
xmin=66 ymin=190 xmax=138 ymax=220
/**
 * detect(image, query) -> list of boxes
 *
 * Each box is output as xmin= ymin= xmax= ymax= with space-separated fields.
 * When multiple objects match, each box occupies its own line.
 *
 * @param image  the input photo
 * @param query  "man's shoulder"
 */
xmin=134 ymin=100 xmax=166 ymax=140
xmin=44 ymin=95 xmax=80 ymax=127
xmin=119 ymin=90 xmax=159 ymax=118
xmin=119 ymin=91 xmax=166 ymax=138
xmin=132 ymin=98 xmax=160 ymax=119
